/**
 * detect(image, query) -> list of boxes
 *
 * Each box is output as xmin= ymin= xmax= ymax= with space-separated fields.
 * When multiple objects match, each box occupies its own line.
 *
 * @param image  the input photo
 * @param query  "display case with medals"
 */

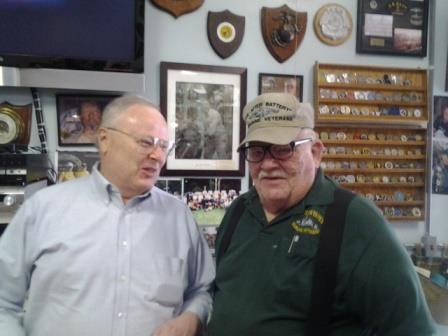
xmin=0 ymin=102 xmax=32 ymax=147
xmin=356 ymin=0 xmax=429 ymax=57
xmin=314 ymin=63 xmax=428 ymax=125
xmin=316 ymin=125 xmax=427 ymax=221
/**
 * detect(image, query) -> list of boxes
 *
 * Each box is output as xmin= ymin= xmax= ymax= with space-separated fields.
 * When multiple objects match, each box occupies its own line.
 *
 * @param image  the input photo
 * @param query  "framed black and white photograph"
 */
xmin=356 ymin=0 xmax=429 ymax=57
xmin=160 ymin=62 xmax=247 ymax=176
xmin=258 ymin=73 xmax=303 ymax=101
xmin=56 ymin=94 xmax=118 ymax=146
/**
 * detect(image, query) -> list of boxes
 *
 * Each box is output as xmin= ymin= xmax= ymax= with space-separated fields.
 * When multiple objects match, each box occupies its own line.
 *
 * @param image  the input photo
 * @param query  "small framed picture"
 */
xmin=201 ymin=225 xmax=218 ymax=256
xmin=56 ymin=150 xmax=99 ymax=183
xmin=183 ymin=177 xmax=241 ymax=225
xmin=446 ymin=50 xmax=448 ymax=92
xmin=155 ymin=178 xmax=183 ymax=199
xmin=433 ymin=96 xmax=448 ymax=139
xmin=56 ymin=94 xmax=119 ymax=146
xmin=356 ymin=0 xmax=429 ymax=57
xmin=160 ymin=61 xmax=247 ymax=176
xmin=258 ymin=73 xmax=303 ymax=101
xmin=432 ymin=140 xmax=448 ymax=195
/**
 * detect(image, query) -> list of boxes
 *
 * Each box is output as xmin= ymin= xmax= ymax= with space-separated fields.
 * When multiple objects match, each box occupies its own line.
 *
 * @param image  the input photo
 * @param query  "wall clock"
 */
xmin=0 ymin=102 xmax=32 ymax=145
xmin=314 ymin=4 xmax=352 ymax=46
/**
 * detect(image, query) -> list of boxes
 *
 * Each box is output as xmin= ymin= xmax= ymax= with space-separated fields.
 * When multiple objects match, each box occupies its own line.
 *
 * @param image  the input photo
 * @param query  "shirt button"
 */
xmin=272 ymin=244 xmax=278 ymax=249
xmin=120 ymin=275 xmax=127 ymax=282
xmin=122 ymin=241 xmax=128 ymax=247
xmin=117 ymin=312 xmax=124 ymax=318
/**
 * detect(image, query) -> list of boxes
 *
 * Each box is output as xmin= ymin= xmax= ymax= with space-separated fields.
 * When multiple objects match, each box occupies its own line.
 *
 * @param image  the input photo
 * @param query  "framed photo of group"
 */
xmin=160 ymin=61 xmax=247 ymax=177
xmin=258 ymin=73 xmax=303 ymax=101
xmin=56 ymin=94 xmax=118 ymax=146
xmin=356 ymin=0 xmax=429 ymax=57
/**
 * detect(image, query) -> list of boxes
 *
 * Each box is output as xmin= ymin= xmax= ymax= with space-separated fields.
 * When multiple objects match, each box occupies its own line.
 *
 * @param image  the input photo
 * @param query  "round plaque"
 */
xmin=313 ymin=4 xmax=353 ymax=46
xmin=0 ymin=112 xmax=19 ymax=144
xmin=216 ymin=22 xmax=236 ymax=43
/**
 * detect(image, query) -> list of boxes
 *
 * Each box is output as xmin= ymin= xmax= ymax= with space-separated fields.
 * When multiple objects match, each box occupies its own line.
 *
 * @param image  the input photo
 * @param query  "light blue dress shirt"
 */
xmin=0 ymin=165 xmax=215 ymax=336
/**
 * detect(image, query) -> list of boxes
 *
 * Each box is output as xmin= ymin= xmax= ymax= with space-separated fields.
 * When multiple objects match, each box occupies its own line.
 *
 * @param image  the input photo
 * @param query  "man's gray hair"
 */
xmin=100 ymin=95 xmax=160 ymax=128
xmin=299 ymin=127 xmax=318 ymax=141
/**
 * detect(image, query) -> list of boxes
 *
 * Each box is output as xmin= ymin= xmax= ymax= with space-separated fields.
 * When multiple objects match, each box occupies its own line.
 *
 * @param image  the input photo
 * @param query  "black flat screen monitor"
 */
xmin=0 ymin=0 xmax=144 ymax=73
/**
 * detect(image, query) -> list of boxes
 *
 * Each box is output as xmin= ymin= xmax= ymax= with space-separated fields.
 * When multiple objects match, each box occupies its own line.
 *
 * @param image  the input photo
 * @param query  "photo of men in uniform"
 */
xmin=174 ymin=83 xmax=234 ymax=160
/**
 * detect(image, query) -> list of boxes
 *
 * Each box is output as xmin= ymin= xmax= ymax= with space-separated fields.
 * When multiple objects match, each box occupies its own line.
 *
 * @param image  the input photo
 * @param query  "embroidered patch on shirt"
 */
xmin=291 ymin=208 xmax=324 ymax=235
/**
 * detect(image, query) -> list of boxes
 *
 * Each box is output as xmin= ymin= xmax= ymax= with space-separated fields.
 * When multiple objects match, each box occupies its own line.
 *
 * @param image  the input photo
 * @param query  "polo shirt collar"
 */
xmin=243 ymin=168 xmax=337 ymax=224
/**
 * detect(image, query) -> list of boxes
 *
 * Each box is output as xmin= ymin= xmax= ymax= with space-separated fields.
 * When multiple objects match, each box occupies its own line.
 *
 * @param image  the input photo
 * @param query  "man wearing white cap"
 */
xmin=208 ymin=93 xmax=435 ymax=335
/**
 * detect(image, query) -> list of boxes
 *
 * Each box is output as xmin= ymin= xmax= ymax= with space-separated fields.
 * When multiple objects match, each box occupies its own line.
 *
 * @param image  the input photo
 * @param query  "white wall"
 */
xmin=1 ymin=0 xmax=446 ymax=244
xmin=145 ymin=0 xmax=439 ymax=244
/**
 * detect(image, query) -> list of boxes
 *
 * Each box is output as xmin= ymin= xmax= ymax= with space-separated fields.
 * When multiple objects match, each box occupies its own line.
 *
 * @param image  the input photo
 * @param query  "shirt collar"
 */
xmin=90 ymin=162 xmax=152 ymax=205
xmin=243 ymin=168 xmax=337 ymax=222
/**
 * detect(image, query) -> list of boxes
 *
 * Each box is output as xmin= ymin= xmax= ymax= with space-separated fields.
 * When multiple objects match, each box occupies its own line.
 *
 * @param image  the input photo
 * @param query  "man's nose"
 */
xmin=147 ymin=146 xmax=166 ymax=161
xmin=259 ymin=150 xmax=279 ymax=167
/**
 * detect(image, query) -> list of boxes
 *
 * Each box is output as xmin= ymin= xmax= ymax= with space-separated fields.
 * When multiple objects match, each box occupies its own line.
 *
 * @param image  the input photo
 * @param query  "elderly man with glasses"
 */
xmin=207 ymin=92 xmax=435 ymax=336
xmin=0 ymin=95 xmax=215 ymax=336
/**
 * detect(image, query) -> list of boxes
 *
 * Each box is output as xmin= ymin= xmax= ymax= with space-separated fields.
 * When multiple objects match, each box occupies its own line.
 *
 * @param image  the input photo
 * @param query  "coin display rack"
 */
xmin=316 ymin=126 xmax=427 ymax=221
xmin=314 ymin=63 xmax=427 ymax=126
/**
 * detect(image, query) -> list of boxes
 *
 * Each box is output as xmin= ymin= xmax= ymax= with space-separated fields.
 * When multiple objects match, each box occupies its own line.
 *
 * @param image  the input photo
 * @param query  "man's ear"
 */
xmin=97 ymin=128 xmax=109 ymax=154
xmin=311 ymin=139 xmax=324 ymax=166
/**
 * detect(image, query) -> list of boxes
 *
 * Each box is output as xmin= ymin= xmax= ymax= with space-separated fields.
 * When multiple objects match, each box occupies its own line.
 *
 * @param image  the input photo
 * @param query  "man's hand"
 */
xmin=153 ymin=312 xmax=201 ymax=336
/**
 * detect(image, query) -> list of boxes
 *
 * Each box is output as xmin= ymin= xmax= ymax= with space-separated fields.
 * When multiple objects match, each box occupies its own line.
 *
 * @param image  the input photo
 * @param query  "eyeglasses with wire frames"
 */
xmin=239 ymin=138 xmax=313 ymax=163
xmin=105 ymin=127 xmax=175 ymax=155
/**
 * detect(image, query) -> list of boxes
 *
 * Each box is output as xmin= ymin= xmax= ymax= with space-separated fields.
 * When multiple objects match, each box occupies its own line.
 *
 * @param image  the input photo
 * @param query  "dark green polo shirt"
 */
xmin=208 ymin=170 xmax=436 ymax=336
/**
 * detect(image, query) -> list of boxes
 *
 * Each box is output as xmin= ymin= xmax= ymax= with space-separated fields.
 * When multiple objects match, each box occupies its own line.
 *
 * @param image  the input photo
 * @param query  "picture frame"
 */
xmin=155 ymin=178 xmax=183 ymax=199
xmin=356 ymin=0 xmax=429 ymax=57
xmin=56 ymin=150 xmax=99 ymax=183
xmin=201 ymin=225 xmax=218 ymax=257
xmin=433 ymin=96 xmax=448 ymax=139
xmin=56 ymin=94 xmax=118 ymax=146
xmin=258 ymin=73 xmax=303 ymax=101
xmin=183 ymin=177 xmax=241 ymax=225
xmin=446 ymin=48 xmax=448 ymax=92
xmin=432 ymin=139 xmax=448 ymax=195
xmin=160 ymin=61 xmax=247 ymax=176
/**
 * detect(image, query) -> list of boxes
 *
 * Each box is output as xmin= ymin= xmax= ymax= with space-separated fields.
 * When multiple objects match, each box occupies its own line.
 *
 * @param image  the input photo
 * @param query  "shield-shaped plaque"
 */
xmin=0 ymin=102 xmax=32 ymax=145
xmin=261 ymin=5 xmax=307 ymax=63
xmin=207 ymin=10 xmax=245 ymax=59
xmin=151 ymin=0 xmax=204 ymax=18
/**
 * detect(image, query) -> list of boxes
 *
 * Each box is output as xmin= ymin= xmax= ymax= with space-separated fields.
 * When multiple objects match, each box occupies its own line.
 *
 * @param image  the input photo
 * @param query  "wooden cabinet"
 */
xmin=314 ymin=63 xmax=428 ymax=221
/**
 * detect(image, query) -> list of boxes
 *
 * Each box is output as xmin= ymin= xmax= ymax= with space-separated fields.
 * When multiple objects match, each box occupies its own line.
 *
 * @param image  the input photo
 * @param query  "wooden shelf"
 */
xmin=318 ymin=83 xmax=425 ymax=92
xmin=318 ymin=99 xmax=426 ymax=107
xmin=387 ymin=216 xmax=424 ymax=221
xmin=322 ymin=139 xmax=425 ymax=145
xmin=376 ymin=201 xmax=424 ymax=206
xmin=323 ymin=154 xmax=425 ymax=160
xmin=316 ymin=116 xmax=427 ymax=127
xmin=339 ymin=182 xmax=424 ymax=188
xmin=326 ymin=168 xmax=425 ymax=174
